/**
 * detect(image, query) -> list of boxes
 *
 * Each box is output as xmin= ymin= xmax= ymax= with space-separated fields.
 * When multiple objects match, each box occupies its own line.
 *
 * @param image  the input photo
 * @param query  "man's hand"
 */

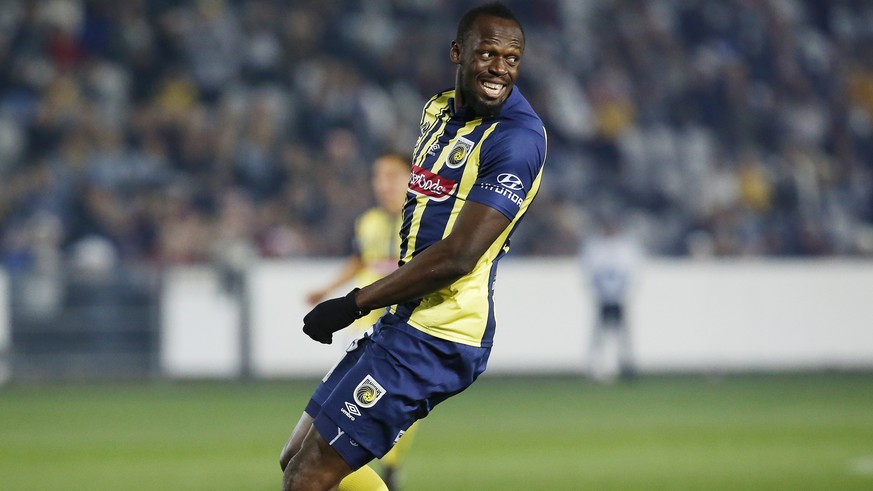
xmin=302 ymin=289 xmax=370 ymax=344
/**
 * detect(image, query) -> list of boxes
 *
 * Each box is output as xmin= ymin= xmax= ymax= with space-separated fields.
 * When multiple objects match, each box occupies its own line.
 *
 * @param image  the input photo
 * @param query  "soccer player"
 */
xmin=280 ymin=3 xmax=547 ymax=490
xmin=304 ymin=152 xmax=419 ymax=488
xmin=580 ymin=213 xmax=642 ymax=383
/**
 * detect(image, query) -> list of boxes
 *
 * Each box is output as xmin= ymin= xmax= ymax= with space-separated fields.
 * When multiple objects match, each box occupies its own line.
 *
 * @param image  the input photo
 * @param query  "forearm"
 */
xmin=301 ymin=202 xmax=510 ymax=344
xmin=353 ymin=241 xmax=473 ymax=311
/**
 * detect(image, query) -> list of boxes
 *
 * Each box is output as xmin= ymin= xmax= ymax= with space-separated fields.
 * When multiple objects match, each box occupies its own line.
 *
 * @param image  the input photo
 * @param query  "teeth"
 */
xmin=482 ymin=81 xmax=504 ymax=97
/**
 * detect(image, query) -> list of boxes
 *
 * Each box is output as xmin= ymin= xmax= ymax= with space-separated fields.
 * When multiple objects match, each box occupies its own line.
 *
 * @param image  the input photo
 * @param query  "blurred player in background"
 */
xmin=304 ymin=153 xmax=418 ymax=489
xmin=580 ymin=212 xmax=642 ymax=383
xmin=279 ymin=3 xmax=547 ymax=490
xmin=305 ymin=153 xmax=409 ymax=343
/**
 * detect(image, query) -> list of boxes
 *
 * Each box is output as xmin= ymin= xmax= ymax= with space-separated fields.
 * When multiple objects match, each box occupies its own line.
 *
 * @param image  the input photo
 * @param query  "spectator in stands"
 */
xmin=1 ymin=0 xmax=872 ymax=270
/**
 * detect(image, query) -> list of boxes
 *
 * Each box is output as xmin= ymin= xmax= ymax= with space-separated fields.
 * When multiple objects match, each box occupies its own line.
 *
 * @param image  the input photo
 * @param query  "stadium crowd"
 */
xmin=1 ymin=0 xmax=872 ymax=276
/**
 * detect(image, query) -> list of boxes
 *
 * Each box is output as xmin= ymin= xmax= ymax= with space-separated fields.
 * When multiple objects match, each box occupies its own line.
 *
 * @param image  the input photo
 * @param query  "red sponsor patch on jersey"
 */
xmin=408 ymin=165 xmax=457 ymax=202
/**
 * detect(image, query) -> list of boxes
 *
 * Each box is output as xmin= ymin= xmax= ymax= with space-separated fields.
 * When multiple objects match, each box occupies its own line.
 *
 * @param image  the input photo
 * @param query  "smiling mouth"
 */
xmin=480 ymin=80 xmax=506 ymax=99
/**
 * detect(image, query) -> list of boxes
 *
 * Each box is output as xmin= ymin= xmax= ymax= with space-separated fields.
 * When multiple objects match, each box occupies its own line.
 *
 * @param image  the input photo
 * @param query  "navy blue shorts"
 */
xmin=305 ymin=321 xmax=491 ymax=470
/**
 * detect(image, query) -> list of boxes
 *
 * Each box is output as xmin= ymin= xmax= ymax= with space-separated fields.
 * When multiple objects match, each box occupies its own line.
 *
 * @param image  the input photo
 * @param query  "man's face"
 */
xmin=372 ymin=156 xmax=410 ymax=213
xmin=451 ymin=15 xmax=524 ymax=118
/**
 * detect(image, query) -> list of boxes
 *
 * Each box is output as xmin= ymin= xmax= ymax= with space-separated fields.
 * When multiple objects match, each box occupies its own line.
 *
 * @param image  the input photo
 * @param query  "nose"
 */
xmin=489 ymin=57 xmax=508 ymax=76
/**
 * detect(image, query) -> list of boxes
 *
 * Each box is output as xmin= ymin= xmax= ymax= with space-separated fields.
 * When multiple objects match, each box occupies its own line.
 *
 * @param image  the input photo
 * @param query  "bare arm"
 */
xmin=353 ymin=201 xmax=510 ymax=311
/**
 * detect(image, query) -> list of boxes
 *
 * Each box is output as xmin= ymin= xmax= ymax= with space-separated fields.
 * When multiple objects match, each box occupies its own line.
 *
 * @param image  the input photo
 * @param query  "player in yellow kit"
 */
xmin=304 ymin=152 xmax=417 ymax=489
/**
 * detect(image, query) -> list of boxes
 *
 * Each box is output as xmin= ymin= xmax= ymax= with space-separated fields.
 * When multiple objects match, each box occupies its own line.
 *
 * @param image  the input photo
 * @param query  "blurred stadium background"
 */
xmin=1 ymin=0 xmax=872 ymax=489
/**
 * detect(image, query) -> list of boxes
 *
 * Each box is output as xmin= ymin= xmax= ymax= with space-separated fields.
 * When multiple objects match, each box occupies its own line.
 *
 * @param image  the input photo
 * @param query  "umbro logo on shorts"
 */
xmin=341 ymin=401 xmax=360 ymax=421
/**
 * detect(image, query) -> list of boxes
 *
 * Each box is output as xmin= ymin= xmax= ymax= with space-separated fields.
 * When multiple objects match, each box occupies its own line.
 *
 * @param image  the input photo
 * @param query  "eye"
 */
xmin=506 ymin=56 xmax=519 ymax=66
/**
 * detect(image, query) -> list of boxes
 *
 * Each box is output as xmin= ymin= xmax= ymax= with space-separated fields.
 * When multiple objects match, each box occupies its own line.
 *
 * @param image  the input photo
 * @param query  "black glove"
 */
xmin=302 ymin=289 xmax=371 ymax=344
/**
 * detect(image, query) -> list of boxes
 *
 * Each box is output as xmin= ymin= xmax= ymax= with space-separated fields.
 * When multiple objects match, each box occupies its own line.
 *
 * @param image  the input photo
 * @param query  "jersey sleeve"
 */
xmin=466 ymin=126 xmax=546 ymax=220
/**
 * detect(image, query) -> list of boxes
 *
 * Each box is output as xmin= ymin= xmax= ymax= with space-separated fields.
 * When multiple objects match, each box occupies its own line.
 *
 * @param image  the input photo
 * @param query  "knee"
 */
xmin=279 ymin=441 xmax=299 ymax=472
xmin=282 ymin=431 xmax=350 ymax=491
xmin=281 ymin=450 xmax=326 ymax=491
xmin=281 ymin=413 xmax=314 ymax=472
xmin=281 ymin=456 xmax=299 ymax=491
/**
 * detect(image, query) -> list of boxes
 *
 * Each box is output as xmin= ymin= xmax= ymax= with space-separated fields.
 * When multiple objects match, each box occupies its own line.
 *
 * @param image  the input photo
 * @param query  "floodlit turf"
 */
xmin=1 ymin=374 xmax=872 ymax=490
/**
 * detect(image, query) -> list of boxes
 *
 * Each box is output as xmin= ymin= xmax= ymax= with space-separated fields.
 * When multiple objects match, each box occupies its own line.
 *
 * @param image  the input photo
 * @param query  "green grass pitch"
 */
xmin=1 ymin=373 xmax=872 ymax=490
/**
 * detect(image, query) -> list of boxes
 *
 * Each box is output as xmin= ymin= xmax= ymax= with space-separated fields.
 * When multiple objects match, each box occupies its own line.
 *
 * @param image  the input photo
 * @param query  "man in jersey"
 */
xmin=303 ymin=153 xmax=419 ymax=489
xmin=280 ymin=4 xmax=547 ymax=490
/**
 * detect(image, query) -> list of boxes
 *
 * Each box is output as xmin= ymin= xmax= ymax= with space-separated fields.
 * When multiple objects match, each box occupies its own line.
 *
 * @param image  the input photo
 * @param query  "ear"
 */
xmin=450 ymin=41 xmax=461 ymax=65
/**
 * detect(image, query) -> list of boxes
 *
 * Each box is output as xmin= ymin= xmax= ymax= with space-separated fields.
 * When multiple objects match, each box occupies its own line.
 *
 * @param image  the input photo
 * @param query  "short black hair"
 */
xmin=455 ymin=2 xmax=524 ymax=45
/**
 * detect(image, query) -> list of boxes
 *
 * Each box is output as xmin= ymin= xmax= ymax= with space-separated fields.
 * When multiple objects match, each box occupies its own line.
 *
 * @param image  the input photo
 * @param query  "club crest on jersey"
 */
xmin=409 ymin=165 xmax=458 ymax=202
xmin=445 ymin=136 xmax=474 ymax=169
xmin=354 ymin=374 xmax=386 ymax=408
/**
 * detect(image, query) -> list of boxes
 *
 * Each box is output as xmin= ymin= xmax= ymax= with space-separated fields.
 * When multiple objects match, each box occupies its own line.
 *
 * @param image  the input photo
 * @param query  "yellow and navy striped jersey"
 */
xmin=350 ymin=207 xmax=402 ymax=328
xmin=383 ymin=87 xmax=547 ymax=347
xmin=351 ymin=207 xmax=402 ymax=287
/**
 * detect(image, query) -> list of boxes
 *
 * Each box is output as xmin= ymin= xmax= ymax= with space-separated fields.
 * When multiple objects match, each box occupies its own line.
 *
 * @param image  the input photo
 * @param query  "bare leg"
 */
xmin=281 ymin=412 xmax=339 ymax=490
xmin=280 ymin=412 xmax=315 ymax=471
xmin=282 ymin=425 xmax=352 ymax=491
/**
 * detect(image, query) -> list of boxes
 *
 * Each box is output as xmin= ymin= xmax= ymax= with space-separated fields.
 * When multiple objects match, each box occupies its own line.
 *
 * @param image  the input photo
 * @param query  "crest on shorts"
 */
xmin=354 ymin=374 xmax=386 ymax=408
xmin=445 ymin=136 xmax=474 ymax=169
